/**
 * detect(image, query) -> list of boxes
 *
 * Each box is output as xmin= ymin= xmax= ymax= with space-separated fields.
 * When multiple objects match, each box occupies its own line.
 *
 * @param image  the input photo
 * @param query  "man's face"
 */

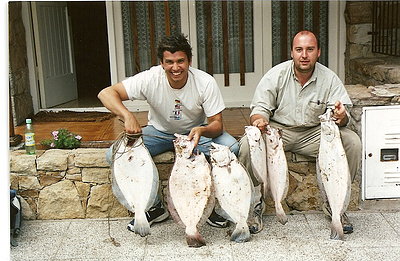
xmin=291 ymin=33 xmax=320 ymax=74
xmin=161 ymin=51 xmax=191 ymax=89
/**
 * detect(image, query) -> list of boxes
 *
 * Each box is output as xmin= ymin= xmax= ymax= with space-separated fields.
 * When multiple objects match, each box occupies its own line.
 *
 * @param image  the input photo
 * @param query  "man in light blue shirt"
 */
xmin=240 ymin=30 xmax=361 ymax=234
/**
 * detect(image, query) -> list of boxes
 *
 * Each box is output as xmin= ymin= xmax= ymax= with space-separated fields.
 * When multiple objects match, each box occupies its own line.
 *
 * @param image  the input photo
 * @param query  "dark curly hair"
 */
xmin=157 ymin=33 xmax=193 ymax=63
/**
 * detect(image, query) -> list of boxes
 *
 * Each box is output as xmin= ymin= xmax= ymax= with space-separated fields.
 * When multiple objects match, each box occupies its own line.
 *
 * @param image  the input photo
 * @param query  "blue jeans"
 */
xmin=106 ymin=125 xmax=239 ymax=164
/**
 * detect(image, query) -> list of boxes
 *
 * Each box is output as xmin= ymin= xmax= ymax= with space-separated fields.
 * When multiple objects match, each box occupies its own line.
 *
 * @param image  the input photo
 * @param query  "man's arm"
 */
xmin=97 ymin=82 xmax=142 ymax=133
xmin=187 ymin=112 xmax=223 ymax=147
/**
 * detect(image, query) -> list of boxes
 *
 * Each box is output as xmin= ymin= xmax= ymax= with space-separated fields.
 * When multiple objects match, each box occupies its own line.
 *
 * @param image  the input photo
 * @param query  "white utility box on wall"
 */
xmin=362 ymin=105 xmax=400 ymax=200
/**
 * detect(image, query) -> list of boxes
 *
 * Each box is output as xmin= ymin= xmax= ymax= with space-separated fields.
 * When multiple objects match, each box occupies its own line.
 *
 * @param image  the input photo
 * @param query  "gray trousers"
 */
xmin=238 ymin=121 xmax=362 ymax=187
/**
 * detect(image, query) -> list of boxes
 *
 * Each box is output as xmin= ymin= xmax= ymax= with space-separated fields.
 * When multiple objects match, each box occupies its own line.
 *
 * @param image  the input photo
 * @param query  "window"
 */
xmin=271 ymin=0 xmax=329 ymax=66
xmin=195 ymin=1 xmax=254 ymax=77
xmin=121 ymin=1 xmax=181 ymax=76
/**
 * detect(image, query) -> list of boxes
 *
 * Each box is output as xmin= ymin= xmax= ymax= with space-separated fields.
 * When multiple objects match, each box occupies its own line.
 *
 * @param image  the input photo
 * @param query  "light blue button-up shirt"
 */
xmin=250 ymin=60 xmax=352 ymax=127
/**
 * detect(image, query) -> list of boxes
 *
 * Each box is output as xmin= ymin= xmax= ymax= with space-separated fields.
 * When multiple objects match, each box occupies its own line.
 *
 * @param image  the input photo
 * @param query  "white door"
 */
xmin=362 ymin=106 xmax=400 ymax=199
xmin=31 ymin=1 xmax=77 ymax=108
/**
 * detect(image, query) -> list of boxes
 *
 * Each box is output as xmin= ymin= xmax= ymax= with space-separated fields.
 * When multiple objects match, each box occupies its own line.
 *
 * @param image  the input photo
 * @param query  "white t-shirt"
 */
xmin=122 ymin=65 xmax=225 ymax=134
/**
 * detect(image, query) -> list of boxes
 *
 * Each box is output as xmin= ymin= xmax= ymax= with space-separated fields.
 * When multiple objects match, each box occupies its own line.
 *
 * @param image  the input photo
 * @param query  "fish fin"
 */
xmin=275 ymin=202 xmax=288 ymax=225
xmin=231 ymin=223 xmax=251 ymax=243
xmin=133 ymin=212 xmax=150 ymax=237
xmin=262 ymin=182 xmax=269 ymax=202
xmin=186 ymin=231 xmax=206 ymax=248
xmin=330 ymin=215 xmax=344 ymax=240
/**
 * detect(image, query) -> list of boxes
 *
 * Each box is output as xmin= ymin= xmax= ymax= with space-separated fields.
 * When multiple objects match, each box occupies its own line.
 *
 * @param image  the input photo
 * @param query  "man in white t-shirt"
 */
xmin=98 ymin=34 xmax=239 ymax=233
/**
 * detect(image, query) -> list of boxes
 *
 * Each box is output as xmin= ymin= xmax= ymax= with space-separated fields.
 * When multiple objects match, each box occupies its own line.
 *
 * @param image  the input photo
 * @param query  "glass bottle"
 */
xmin=24 ymin=119 xmax=36 ymax=155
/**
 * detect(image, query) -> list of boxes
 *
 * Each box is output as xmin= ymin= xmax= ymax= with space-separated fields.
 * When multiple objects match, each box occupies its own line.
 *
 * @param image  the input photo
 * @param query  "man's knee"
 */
xmin=341 ymin=128 xmax=362 ymax=155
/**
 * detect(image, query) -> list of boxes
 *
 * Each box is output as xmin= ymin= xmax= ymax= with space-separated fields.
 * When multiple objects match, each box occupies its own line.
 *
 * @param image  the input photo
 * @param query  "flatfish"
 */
xmin=245 ymin=126 xmax=268 ymax=198
xmin=317 ymin=108 xmax=351 ymax=240
xmin=265 ymin=125 xmax=288 ymax=225
xmin=111 ymin=135 xmax=159 ymax=237
xmin=210 ymin=142 xmax=252 ymax=243
xmin=167 ymin=134 xmax=214 ymax=247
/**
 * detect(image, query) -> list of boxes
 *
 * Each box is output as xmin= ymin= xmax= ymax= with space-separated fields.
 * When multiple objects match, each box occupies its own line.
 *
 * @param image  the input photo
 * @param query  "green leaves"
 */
xmin=41 ymin=128 xmax=82 ymax=149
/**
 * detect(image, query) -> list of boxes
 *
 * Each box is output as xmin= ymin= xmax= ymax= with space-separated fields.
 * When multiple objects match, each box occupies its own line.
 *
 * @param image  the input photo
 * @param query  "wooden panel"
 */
xmin=280 ymin=1 xmax=288 ymax=61
xmin=148 ymin=2 xmax=157 ymax=66
xmin=222 ymin=0 xmax=229 ymax=86
xmin=239 ymin=1 xmax=245 ymax=86
xmin=204 ymin=1 xmax=213 ymax=75
xmin=312 ymin=1 xmax=320 ymax=37
xmin=129 ymin=2 xmax=141 ymax=73
xmin=164 ymin=1 xmax=171 ymax=36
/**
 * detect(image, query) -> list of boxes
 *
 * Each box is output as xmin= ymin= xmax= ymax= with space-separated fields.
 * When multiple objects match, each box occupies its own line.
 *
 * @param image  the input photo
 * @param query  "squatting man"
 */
xmin=98 ymin=33 xmax=247 ymax=233
xmin=238 ymin=30 xmax=362 ymax=234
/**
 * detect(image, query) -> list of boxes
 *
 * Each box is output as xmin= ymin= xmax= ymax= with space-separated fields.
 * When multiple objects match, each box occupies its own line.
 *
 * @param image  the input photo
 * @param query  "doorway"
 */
xmin=39 ymin=1 xmax=111 ymax=109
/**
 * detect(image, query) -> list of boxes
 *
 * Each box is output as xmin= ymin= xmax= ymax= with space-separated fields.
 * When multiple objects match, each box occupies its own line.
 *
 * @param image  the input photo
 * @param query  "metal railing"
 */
xmin=372 ymin=1 xmax=400 ymax=57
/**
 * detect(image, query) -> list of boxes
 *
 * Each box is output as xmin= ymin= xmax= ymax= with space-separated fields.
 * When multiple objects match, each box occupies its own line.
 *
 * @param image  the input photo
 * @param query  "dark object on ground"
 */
xmin=10 ymin=190 xmax=22 ymax=247
xmin=33 ymin=111 xmax=115 ymax=122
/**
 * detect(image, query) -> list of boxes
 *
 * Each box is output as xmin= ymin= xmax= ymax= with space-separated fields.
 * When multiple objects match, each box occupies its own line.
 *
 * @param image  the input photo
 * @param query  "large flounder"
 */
xmin=167 ymin=134 xmax=214 ymax=248
xmin=245 ymin=126 xmax=268 ymax=199
xmin=111 ymin=135 xmax=159 ymax=237
xmin=317 ymin=108 xmax=351 ymax=240
xmin=265 ymin=125 xmax=288 ymax=225
xmin=210 ymin=143 xmax=252 ymax=243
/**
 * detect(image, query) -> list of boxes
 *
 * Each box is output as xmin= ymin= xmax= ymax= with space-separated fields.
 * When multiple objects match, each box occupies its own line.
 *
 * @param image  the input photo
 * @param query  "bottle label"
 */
xmin=25 ymin=133 xmax=35 ymax=146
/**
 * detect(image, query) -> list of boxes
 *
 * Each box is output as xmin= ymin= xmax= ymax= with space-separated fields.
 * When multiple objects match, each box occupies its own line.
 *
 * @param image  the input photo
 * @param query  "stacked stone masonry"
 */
xmin=10 ymin=84 xmax=400 ymax=220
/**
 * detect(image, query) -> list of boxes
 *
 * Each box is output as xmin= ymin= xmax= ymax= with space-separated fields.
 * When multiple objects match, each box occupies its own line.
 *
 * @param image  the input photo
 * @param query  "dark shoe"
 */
xmin=341 ymin=212 xmax=353 ymax=234
xmin=127 ymin=202 xmax=169 ymax=232
xmin=322 ymin=203 xmax=353 ymax=234
xmin=207 ymin=210 xmax=230 ymax=228
xmin=249 ymin=197 xmax=265 ymax=234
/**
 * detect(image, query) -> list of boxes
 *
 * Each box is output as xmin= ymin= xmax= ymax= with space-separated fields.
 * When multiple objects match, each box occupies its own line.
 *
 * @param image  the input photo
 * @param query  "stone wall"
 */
xmin=9 ymin=148 xmax=360 ymax=221
xmin=10 ymin=84 xmax=400 ymax=220
xmin=344 ymin=1 xmax=400 ymax=86
xmin=9 ymin=2 xmax=34 ymax=125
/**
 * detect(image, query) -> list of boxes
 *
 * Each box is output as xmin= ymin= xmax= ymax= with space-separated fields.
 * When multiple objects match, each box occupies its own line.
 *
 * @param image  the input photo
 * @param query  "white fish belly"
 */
xmin=211 ymin=160 xmax=252 ymax=224
xmin=112 ymin=139 xmax=159 ymax=213
xmin=318 ymin=131 xmax=351 ymax=216
xmin=267 ymin=148 xmax=288 ymax=203
xmin=169 ymin=154 xmax=212 ymax=231
xmin=246 ymin=127 xmax=268 ymax=186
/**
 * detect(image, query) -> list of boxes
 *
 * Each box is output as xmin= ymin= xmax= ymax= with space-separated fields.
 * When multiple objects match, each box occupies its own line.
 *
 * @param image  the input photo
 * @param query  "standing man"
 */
xmin=239 ymin=30 xmax=361 ymax=233
xmin=98 ymin=33 xmax=239 ymax=232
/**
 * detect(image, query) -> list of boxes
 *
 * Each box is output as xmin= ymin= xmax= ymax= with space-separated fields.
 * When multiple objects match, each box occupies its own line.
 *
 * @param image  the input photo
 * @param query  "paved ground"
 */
xmin=9 ymin=211 xmax=400 ymax=261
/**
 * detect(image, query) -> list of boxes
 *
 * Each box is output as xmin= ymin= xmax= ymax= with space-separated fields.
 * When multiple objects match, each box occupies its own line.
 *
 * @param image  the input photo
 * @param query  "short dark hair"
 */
xmin=291 ymin=30 xmax=320 ymax=50
xmin=157 ymin=33 xmax=193 ymax=62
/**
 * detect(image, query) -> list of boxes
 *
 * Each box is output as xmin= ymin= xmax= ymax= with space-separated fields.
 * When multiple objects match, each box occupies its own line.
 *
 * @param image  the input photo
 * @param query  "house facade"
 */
xmin=9 ymin=1 xmax=348 ymax=125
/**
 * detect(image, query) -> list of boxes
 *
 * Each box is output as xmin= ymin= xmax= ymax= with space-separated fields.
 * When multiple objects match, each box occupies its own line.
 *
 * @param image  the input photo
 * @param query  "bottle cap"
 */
xmin=26 ymin=119 xmax=32 ymax=124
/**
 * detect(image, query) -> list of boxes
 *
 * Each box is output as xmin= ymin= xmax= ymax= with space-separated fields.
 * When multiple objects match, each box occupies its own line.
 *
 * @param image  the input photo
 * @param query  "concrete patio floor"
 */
xmin=9 ymin=211 xmax=400 ymax=261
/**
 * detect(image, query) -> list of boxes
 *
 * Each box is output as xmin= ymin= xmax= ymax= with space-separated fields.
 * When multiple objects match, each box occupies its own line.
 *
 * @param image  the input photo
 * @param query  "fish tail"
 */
xmin=186 ymin=231 xmax=206 ymax=248
xmin=133 ymin=212 xmax=151 ymax=237
xmin=275 ymin=202 xmax=288 ymax=225
xmin=231 ymin=222 xmax=251 ymax=243
xmin=330 ymin=214 xmax=344 ymax=240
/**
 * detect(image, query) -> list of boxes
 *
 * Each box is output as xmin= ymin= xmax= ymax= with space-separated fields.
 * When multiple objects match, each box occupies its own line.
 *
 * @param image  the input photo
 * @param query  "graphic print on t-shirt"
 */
xmin=170 ymin=99 xmax=183 ymax=120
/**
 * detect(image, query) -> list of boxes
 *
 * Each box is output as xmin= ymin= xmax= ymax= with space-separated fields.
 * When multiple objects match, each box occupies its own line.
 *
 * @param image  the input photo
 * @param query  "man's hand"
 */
xmin=250 ymin=115 xmax=269 ymax=134
xmin=123 ymin=113 xmax=142 ymax=134
xmin=332 ymin=101 xmax=349 ymax=127
xmin=187 ymin=126 xmax=204 ymax=148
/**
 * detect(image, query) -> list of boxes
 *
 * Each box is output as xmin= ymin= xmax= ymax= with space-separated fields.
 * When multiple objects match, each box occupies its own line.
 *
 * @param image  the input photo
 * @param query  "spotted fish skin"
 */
xmin=168 ymin=134 xmax=213 ymax=248
xmin=111 ymin=136 xmax=159 ymax=237
xmin=265 ymin=126 xmax=288 ymax=225
xmin=210 ymin=143 xmax=252 ymax=243
xmin=317 ymin=108 xmax=351 ymax=240
xmin=245 ymin=126 xmax=268 ymax=198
